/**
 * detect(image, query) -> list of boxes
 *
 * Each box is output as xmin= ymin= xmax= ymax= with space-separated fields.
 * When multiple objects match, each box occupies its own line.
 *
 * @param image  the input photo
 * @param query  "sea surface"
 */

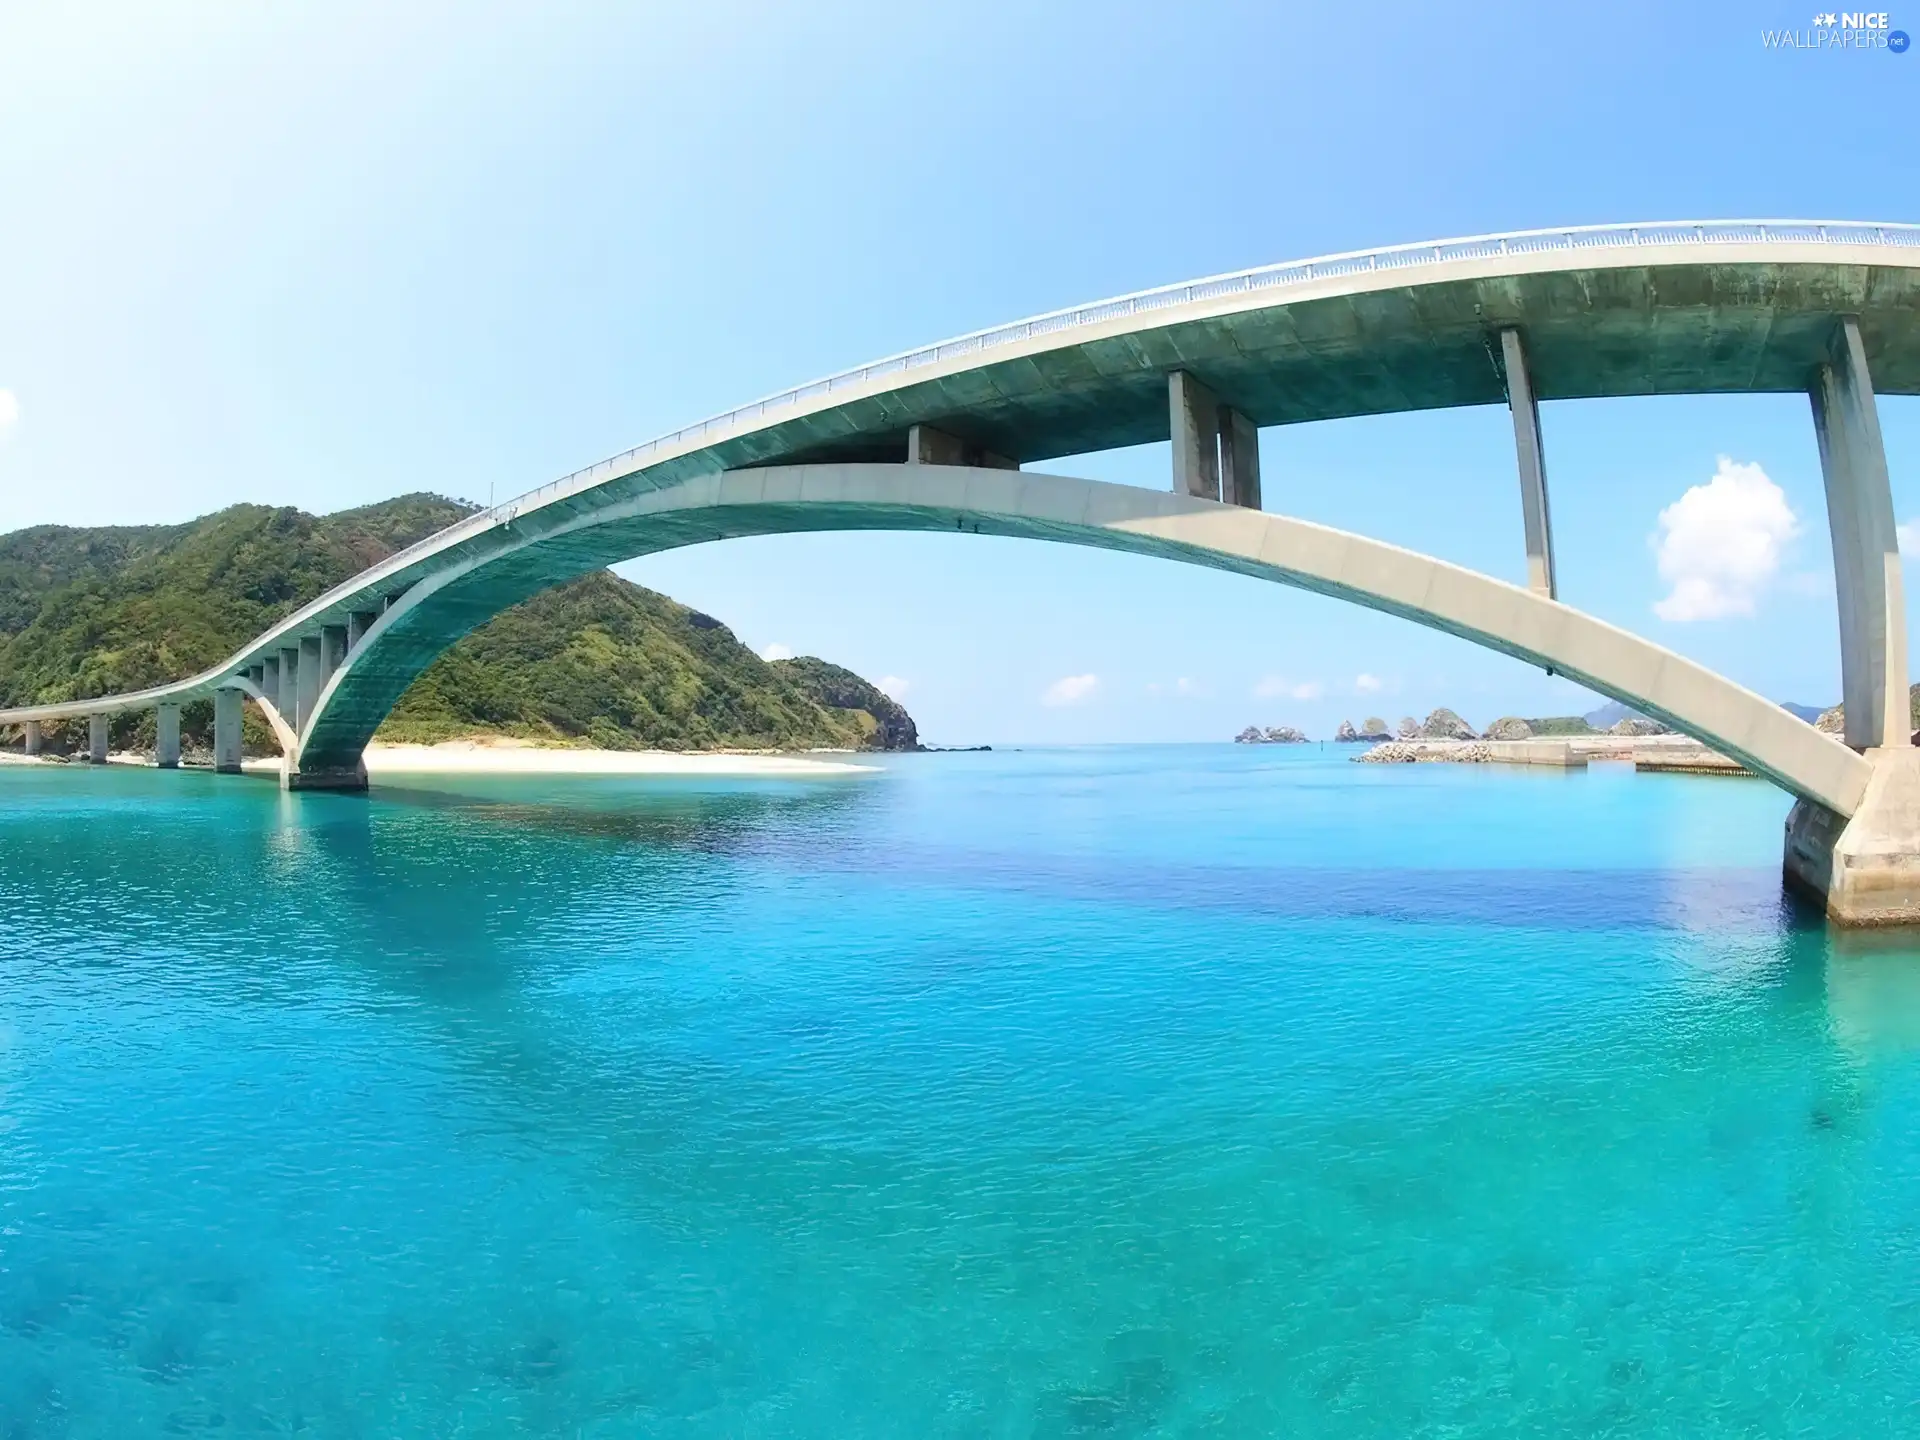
xmin=2 ymin=745 xmax=1919 ymax=1437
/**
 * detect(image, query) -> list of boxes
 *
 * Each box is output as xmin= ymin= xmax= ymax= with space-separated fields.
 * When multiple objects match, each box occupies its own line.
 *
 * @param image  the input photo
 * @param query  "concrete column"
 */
xmin=262 ymin=657 xmax=281 ymax=713
xmin=213 ymin=688 xmax=244 ymax=774
xmin=23 ymin=720 xmax=41 ymax=756
xmin=88 ymin=714 xmax=109 ymax=764
xmin=247 ymin=664 xmax=264 ymax=689
xmin=278 ymin=648 xmax=300 ymax=722
xmin=1169 ymin=371 xmax=1222 ymax=501
xmin=1500 ymin=329 xmax=1557 ymax=599
xmin=1811 ymin=316 xmax=1909 ymax=751
xmin=1220 ymin=407 xmax=1263 ymax=510
xmin=297 ymin=636 xmax=322 ymax=731
xmin=320 ymin=625 xmax=348 ymax=695
xmin=347 ymin=611 xmax=379 ymax=651
xmin=905 ymin=424 xmax=1015 ymax=469
xmin=155 ymin=704 xmax=181 ymax=768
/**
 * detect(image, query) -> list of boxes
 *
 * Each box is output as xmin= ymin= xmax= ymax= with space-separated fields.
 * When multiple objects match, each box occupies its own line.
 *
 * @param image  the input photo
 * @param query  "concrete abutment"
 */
xmin=1786 ymin=750 xmax=1920 ymax=925
xmin=282 ymin=761 xmax=369 ymax=793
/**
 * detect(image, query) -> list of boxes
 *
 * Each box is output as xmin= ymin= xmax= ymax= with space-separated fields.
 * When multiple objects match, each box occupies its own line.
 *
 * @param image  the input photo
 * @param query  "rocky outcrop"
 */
xmin=1361 ymin=717 xmax=1390 ymax=738
xmin=1609 ymin=716 xmax=1667 ymax=737
xmin=1235 ymin=725 xmax=1308 ymax=743
xmin=1335 ymin=719 xmax=1360 ymax=742
xmin=1421 ymin=707 xmax=1476 ymax=739
xmin=1483 ymin=716 xmax=1532 ymax=740
xmin=1396 ymin=716 xmax=1419 ymax=739
xmin=772 ymin=656 xmax=922 ymax=750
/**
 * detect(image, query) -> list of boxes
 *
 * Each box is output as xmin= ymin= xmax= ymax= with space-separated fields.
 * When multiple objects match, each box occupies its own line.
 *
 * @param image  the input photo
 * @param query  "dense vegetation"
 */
xmin=0 ymin=495 xmax=919 ymax=755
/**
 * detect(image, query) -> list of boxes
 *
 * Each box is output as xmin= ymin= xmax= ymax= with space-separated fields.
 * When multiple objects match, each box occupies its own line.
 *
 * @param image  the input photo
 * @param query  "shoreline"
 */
xmin=349 ymin=740 xmax=880 ymax=776
xmin=1 ymin=738 xmax=881 ymax=777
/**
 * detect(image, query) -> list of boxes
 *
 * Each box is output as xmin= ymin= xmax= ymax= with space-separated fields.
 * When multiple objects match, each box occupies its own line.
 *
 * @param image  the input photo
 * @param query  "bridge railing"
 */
xmin=376 ymin=219 xmax=1920 ymax=579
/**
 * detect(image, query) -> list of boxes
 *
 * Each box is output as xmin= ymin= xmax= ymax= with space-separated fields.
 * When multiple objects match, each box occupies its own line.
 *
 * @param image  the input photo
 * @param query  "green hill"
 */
xmin=0 ymin=494 xmax=919 ymax=756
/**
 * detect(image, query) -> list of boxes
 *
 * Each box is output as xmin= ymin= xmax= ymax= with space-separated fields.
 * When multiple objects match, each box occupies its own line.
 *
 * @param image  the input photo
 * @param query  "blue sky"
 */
xmin=1 ymin=1 xmax=1915 ymax=744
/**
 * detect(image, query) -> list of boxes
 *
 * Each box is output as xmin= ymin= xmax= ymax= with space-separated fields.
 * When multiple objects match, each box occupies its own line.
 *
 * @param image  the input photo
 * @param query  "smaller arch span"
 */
xmin=289 ymin=463 xmax=1870 ymax=815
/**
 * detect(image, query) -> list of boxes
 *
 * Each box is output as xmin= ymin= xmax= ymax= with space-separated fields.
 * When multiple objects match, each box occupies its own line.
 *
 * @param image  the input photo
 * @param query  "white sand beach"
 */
xmin=4 ymin=738 xmax=878 ymax=776
xmin=353 ymin=739 xmax=877 ymax=776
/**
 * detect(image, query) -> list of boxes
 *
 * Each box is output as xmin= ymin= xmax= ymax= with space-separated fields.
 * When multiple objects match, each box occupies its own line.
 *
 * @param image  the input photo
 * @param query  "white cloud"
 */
xmin=876 ymin=675 xmax=910 ymax=700
xmin=1255 ymin=675 xmax=1323 ymax=701
xmin=1354 ymin=673 xmax=1382 ymax=694
xmin=1042 ymin=673 xmax=1100 ymax=707
xmin=759 ymin=642 xmax=794 ymax=661
xmin=1651 ymin=457 xmax=1800 ymax=622
xmin=0 ymin=390 xmax=16 ymax=431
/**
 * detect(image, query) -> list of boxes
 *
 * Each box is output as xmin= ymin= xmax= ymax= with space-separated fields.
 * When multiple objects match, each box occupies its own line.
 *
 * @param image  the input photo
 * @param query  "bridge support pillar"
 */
xmin=347 ymin=611 xmax=379 ymax=652
xmin=88 ymin=715 xmax=109 ymax=764
xmin=23 ymin=720 xmax=40 ymax=756
xmin=1169 ymin=371 xmax=1221 ymax=501
xmin=320 ymin=625 xmax=347 ymax=695
xmin=278 ymin=648 xmax=300 ymax=724
xmin=261 ymin=656 xmax=280 ymax=714
xmin=1812 ymin=315 xmax=1908 ymax=751
xmin=213 ymin=688 xmax=244 ymax=774
xmin=1169 ymin=372 xmax=1260 ymax=507
xmin=905 ymin=424 xmax=1015 ymax=470
xmin=155 ymin=704 xmax=181 ymax=768
xmin=1500 ymin=329 xmax=1557 ymax=598
xmin=1220 ymin=407 xmax=1262 ymax=510
xmin=297 ymin=637 xmax=321 ymax=731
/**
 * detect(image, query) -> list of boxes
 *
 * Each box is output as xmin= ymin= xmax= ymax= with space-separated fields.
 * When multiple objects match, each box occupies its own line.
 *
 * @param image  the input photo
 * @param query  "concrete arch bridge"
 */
xmin=4 ymin=220 xmax=1919 ymax=922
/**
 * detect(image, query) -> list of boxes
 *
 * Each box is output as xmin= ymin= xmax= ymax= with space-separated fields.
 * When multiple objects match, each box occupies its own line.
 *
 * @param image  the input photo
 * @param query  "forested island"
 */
xmin=0 ymin=494 xmax=919 ymax=756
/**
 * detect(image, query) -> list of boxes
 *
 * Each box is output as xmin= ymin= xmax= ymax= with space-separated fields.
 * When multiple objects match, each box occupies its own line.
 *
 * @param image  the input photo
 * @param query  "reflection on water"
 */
xmin=1824 ymin=929 xmax=1920 ymax=1058
xmin=4 ymin=749 xmax=1920 ymax=1436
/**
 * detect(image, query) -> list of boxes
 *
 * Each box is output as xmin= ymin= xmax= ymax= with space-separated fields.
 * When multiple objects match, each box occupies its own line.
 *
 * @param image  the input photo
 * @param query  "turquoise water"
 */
xmin=3 ymin=746 xmax=1920 ymax=1436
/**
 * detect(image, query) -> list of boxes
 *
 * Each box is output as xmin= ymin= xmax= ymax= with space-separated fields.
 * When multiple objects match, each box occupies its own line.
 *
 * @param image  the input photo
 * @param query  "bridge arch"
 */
xmin=290 ymin=462 xmax=1871 ymax=814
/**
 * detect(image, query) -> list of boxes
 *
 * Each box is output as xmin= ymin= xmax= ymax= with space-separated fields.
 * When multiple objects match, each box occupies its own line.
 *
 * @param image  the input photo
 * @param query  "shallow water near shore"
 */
xmin=3 ymin=744 xmax=1919 ymax=1436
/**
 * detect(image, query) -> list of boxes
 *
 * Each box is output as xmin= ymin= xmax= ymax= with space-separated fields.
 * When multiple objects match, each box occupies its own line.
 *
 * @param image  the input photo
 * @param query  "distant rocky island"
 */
xmin=1234 ymin=694 xmax=1885 ymax=775
xmin=1235 ymin=705 xmax=1673 ymax=746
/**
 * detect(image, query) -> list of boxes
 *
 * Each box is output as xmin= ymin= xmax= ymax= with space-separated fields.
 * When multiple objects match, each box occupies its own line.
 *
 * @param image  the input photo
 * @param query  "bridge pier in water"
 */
xmin=213 ymin=689 xmax=244 ymax=774
xmin=155 ymin=704 xmax=181 ymax=769
xmin=87 ymin=715 xmax=108 ymax=764
xmin=1784 ymin=318 xmax=1919 ymax=924
xmin=23 ymin=720 xmax=40 ymax=756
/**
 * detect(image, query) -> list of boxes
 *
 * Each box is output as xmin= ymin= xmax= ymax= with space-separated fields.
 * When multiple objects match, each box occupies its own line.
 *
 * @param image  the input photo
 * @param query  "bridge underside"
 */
xmin=725 ymin=263 xmax=1920 ymax=471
